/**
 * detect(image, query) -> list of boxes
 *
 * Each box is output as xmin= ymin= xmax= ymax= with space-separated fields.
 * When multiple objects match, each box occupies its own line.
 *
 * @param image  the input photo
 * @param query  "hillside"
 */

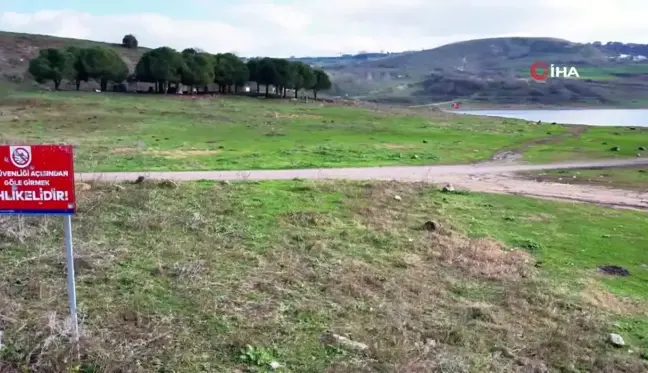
xmin=2 ymin=31 xmax=648 ymax=106
xmin=350 ymin=37 xmax=610 ymax=73
xmin=0 ymin=31 xmax=149 ymax=85
xmin=329 ymin=37 xmax=648 ymax=106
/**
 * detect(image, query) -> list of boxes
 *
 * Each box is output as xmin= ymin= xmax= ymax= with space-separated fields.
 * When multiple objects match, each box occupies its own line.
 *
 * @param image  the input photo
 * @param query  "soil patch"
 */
xmin=381 ymin=143 xmax=419 ymax=150
xmin=265 ymin=111 xmax=322 ymax=119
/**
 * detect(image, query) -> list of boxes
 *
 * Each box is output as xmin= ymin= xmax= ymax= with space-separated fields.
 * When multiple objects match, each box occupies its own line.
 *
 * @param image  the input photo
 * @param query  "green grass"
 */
xmin=521 ymin=166 xmax=648 ymax=191
xmin=2 ymin=92 xmax=557 ymax=171
xmin=1 ymin=180 xmax=647 ymax=372
xmin=438 ymin=191 xmax=648 ymax=299
xmin=1 ymin=91 xmax=646 ymax=172
xmin=6 ymin=91 xmax=647 ymax=172
xmin=438 ymin=189 xmax=648 ymax=354
xmin=523 ymin=126 xmax=648 ymax=163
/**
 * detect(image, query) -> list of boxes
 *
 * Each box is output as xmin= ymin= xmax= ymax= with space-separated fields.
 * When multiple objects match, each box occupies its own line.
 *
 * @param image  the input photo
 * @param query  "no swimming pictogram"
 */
xmin=9 ymin=146 xmax=32 ymax=168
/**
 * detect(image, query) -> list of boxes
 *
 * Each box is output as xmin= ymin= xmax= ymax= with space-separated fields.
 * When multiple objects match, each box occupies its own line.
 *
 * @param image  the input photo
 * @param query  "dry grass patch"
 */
xmin=429 ymin=232 xmax=535 ymax=280
xmin=144 ymin=149 xmax=220 ymax=158
xmin=581 ymin=279 xmax=648 ymax=316
xmin=111 ymin=147 xmax=220 ymax=158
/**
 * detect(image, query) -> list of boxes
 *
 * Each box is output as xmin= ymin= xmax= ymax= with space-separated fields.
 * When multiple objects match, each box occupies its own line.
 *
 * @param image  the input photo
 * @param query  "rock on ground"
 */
xmin=608 ymin=333 xmax=625 ymax=347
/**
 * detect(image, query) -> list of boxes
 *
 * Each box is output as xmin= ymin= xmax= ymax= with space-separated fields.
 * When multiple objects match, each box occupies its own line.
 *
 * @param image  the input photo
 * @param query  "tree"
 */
xmin=292 ymin=62 xmax=315 ymax=98
xmin=78 ymin=47 xmax=129 ymax=91
xmin=27 ymin=48 xmax=73 ymax=90
xmin=246 ymin=59 xmax=260 ymax=93
xmin=232 ymin=58 xmax=250 ymax=93
xmin=212 ymin=53 xmax=236 ymax=93
xmin=135 ymin=47 xmax=185 ymax=93
xmin=271 ymin=58 xmax=293 ymax=98
xmin=257 ymin=58 xmax=279 ymax=97
xmin=65 ymin=46 xmax=89 ymax=90
xmin=122 ymin=34 xmax=138 ymax=49
xmin=312 ymin=69 xmax=331 ymax=99
xmin=181 ymin=48 xmax=215 ymax=90
xmin=211 ymin=53 xmax=248 ymax=93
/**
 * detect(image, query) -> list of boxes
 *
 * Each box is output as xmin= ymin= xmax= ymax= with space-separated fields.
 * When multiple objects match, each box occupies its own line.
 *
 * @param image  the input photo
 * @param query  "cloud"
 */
xmin=0 ymin=0 xmax=646 ymax=57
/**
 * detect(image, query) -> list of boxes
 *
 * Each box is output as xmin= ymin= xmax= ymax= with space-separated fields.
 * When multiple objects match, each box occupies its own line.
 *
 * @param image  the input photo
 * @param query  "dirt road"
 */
xmin=77 ymin=158 xmax=648 ymax=210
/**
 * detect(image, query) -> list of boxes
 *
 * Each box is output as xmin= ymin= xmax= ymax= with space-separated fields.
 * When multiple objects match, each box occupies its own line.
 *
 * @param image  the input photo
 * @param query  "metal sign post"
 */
xmin=0 ymin=145 xmax=78 ymax=341
xmin=64 ymin=214 xmax=78 ymax=340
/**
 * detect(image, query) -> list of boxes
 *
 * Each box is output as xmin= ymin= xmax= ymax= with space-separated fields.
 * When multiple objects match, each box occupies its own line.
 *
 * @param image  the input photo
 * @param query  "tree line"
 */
xmin=28 ymin=38 xmax=332 ymax=99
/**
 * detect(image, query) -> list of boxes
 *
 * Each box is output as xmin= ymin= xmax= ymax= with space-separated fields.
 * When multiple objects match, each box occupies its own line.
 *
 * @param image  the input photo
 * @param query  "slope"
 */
xmin=332 ymin=37 xmax=648 ymax=105
xmin=0 ymin=31 xmax=149 ymax=84
xmin=352 ymin=36 xmax=611 ymax=74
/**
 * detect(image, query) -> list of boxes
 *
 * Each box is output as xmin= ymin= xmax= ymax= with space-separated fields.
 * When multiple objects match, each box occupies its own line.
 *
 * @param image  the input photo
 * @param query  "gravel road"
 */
xmin=77 ymin=158 xmax=648 ymax=210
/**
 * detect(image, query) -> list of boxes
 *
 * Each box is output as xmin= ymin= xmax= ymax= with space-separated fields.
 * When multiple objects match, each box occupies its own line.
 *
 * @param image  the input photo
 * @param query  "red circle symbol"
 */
xmin=530 ymin=61 xmax=549 ymax=80
xmin=12 ymin=147 xmax=30 ymax=166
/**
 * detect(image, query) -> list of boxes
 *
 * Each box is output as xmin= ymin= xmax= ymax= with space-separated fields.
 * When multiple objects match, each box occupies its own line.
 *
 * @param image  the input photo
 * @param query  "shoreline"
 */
xmin=444 ymin=103 xmax=648 ymax=111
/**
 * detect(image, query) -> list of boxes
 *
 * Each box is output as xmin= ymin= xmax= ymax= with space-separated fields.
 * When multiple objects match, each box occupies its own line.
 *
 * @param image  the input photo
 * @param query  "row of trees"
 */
xmin=28 ymin=44 xmax=332 ymax=98
xmin=28 ymin=46 xmax=128 ymax=92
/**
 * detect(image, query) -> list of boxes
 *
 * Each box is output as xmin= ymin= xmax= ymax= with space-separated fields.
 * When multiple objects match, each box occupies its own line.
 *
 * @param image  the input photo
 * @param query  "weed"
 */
xmin=513 ymin=238 xmax=543 ymax=253
xmin=239 ymin=345 xmax=278 ymax=370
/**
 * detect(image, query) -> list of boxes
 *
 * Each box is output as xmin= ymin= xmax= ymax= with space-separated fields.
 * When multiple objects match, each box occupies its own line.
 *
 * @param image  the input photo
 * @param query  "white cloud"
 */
xmin=0 ymin=0 xmax=646 ymax=57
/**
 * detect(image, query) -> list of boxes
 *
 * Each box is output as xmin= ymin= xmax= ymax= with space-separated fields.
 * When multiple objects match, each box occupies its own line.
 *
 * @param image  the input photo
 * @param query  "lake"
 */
xmin=455 ymin=109 xmax=648 ymax=127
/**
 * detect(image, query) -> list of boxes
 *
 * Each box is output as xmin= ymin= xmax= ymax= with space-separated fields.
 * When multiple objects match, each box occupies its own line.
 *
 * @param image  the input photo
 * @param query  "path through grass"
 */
xmin=520 ymin=166 xmax=648 ymax=191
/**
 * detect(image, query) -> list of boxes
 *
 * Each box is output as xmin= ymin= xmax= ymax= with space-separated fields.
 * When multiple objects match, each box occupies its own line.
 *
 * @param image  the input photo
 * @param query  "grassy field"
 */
xmin=0 ymin=180 xmax=646 ymax=372
xmin=523 ymin=126 xmax=648 ymax=163
xmin=521 ymin=166 xmax=648 ymax=191
xmin=1 ymin=91 xmax=647 ymax=172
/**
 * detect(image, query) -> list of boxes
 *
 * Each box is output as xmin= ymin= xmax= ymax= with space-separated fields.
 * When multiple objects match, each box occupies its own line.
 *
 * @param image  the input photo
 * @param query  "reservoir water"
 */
xmin=455 ymin=109 xmax=648 ymax=127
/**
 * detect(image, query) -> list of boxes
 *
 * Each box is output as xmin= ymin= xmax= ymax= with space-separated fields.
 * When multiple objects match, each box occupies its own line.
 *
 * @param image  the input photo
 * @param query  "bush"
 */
xmin=122 ymin=34 xmax=138 ymax=49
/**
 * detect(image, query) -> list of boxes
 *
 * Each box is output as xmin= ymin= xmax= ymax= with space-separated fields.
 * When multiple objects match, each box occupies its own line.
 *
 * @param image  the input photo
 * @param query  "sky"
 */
xmin=0 ymin=0 xmax=645 ymax=57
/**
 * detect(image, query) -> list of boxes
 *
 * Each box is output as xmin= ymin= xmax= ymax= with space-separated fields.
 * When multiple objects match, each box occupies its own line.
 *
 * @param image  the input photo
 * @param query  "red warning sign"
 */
xmin=0 ymin=145 xmax=76 ymax=215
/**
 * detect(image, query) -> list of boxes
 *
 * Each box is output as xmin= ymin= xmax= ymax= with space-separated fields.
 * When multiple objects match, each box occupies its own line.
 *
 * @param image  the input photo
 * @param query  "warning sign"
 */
xmin=0 ymin=145 xmax=76 ymax=214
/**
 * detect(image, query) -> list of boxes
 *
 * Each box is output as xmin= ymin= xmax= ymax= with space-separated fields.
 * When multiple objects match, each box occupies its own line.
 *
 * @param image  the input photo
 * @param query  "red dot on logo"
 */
xmin=530 ymin=61 xmax=549 ymax=81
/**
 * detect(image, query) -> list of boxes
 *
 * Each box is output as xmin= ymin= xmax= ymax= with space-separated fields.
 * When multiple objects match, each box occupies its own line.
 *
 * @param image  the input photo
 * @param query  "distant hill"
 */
xmin=288 ymin=52 xmax=406 ymax=67
xmin=326 ymin=37 xmax=648 ymax=106
xmin=1 ymin=31 xmax=648 ymax=106
xmin=350 ymin=37 xmax=610 ymax=73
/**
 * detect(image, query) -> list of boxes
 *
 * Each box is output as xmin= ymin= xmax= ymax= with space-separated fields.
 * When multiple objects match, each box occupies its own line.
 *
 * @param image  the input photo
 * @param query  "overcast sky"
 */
xmin=0 ymin=0 xmax=645 ymax=57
